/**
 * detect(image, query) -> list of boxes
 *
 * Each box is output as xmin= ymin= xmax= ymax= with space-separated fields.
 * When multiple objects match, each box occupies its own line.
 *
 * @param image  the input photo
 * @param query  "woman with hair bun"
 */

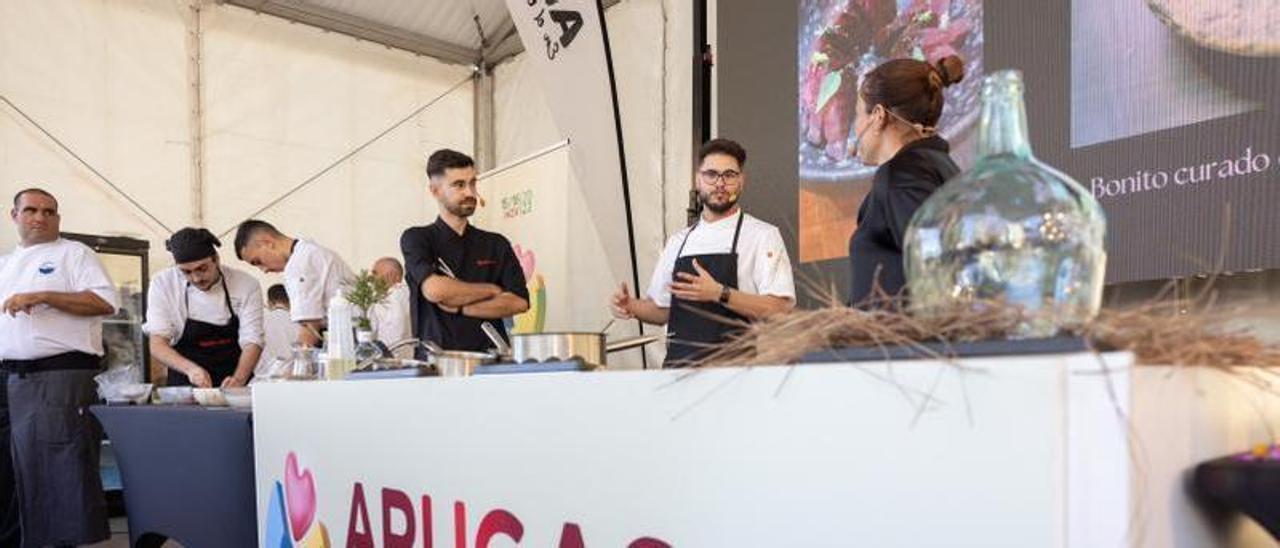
xmin=847 ymin=55 xmax=966 ymax=306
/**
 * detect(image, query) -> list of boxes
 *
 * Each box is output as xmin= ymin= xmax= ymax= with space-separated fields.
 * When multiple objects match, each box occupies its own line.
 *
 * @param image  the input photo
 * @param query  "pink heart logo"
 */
xmin=284 ymin=452 xmax=317 ymax=541
xmin=513 ymin=244 xmax=537 ymax=279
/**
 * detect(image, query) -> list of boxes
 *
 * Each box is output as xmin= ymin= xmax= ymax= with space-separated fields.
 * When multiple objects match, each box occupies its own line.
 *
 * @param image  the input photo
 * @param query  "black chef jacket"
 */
xmin=401 ymin=217 xmax=529 ymax=353
xmin=847 ymin=135 xmax=959 ymax=306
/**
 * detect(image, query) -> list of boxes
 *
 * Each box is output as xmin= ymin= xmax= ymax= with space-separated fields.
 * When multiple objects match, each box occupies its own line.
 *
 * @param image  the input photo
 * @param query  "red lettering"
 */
xmin=476 ymin=509 xmax=524 ymax=548
xmin=346 ymin=483 xmax=374 ymax=548
xmin=454 ymin=502 xmax=467 ymax=548
xmin=348 ymin=483 xmax=664 ymax=548
xmin=382 ymin=488 xmax=416 ymax=548
xmin=557 ymin=522 xmax=585 ymax=548
xmin=422 ymin=495 xmax=434 ymax=548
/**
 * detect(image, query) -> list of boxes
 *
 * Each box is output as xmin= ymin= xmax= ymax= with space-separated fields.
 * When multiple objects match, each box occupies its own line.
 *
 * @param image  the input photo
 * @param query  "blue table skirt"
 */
xmin=91 ymin=405 xmax=257 ymax=548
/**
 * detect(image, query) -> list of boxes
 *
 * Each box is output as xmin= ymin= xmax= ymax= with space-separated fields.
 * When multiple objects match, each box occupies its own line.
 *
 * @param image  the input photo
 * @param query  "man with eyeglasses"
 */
xmin=144 ymin=227 xmax=265 ymax=387
xmin=610 ymin=138 xmax=796 ymax=367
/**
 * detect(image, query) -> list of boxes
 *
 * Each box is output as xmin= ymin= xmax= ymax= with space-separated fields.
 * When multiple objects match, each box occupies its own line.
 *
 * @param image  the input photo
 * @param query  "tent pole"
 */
xmin=688 ymin=0 xmax=712 ymax=227
xmin=187 ymin=0 xmax=207 ymax=227
xmin=474 ymin=67 xmax=496 ymax=172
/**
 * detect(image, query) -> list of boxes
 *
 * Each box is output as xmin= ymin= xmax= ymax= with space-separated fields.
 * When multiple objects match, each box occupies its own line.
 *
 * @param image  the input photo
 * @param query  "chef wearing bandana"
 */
xmin=143 ymin=227 xmax=264 ymax=387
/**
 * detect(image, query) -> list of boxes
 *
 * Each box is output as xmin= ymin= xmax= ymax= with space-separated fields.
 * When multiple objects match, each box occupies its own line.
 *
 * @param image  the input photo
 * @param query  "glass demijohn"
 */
xmin=903 ymin=70 xmax=1107 ymax=338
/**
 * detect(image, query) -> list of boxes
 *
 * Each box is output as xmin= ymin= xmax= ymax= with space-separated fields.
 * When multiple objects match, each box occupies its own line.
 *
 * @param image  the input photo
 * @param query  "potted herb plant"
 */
xmin=343 ymin=270 xmax=391 ymax=336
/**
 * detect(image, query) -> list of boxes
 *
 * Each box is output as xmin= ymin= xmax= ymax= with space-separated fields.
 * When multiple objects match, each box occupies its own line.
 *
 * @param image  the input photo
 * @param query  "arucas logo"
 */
xmin=265 ymin=452 xmax=331 ymax=548
xmin=266 ymin=451 xmax=671 ymax=547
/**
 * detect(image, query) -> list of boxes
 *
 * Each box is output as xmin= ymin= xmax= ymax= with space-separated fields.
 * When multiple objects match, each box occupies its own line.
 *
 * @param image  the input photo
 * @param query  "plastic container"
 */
xmin=326 ymin=295 xmax=356 ymax=380
xmin=156 ymin=386 xmax=196 ymax=405
xmin=106 ymin=383 xmax=153 ymax=405
xmin=193 ymin=388 xmax=228 ymax=407
xmin=222 ymin=387 xmax=252 ymax=409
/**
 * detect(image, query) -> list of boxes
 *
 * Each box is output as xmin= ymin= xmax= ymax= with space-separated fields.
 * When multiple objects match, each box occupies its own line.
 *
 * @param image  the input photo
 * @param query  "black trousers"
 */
xmin=0 ymin=370 xmax=19 ymax=547
xmin=7 ymin=369 xmax=108 ymax=547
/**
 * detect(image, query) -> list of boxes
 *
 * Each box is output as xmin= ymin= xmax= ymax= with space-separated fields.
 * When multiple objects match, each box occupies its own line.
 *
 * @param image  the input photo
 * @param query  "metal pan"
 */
xmin=480 ymin=323 xmax=658 ymax=366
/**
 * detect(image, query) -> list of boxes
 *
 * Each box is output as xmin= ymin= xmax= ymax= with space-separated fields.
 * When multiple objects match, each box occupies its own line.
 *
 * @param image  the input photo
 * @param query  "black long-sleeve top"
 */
xmin=847 ymin=135 xmax=959 ymax=306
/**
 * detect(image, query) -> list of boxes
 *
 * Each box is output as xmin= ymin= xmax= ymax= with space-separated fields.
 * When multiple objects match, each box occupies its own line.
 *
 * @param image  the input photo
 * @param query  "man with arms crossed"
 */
xmin=401 ymin=149 xmax=529 ymax=352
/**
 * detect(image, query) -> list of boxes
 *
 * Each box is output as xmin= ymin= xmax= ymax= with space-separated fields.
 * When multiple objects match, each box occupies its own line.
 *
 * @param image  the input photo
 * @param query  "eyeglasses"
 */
xmin=698 ymin=169 xmax=742 ymax=185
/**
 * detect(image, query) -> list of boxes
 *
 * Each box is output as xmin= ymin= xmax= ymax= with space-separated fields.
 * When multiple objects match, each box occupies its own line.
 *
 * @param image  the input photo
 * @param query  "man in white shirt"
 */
xmin=0 ymin=188 xmax=117 ymax=546
xmin=256 ymin=284 xmax=300 ymax=377
xmin=143 ymin=227 xmax=264 ymax=388
xmin=610 ymin=139 xmax=796 ymax=367
xmin=369 ymin=257 xmax=413 ymax=358
xmin=234 ymin=220 xmax=355 ymax=347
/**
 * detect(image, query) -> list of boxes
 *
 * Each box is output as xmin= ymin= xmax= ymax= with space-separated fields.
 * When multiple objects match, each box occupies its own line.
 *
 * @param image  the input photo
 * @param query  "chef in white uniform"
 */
xmin=610 ymin=139 xmax=796 ymax=367
xmin=256 ymin=284 xmax=300 ymax=377
xmin=233 ymin=220 xmax=354 ymax=347
xmin=143 ymin=227 xmax=264 ymax=388
xmin=0 ymin=188 xmax=116 ymax=546
xmin=369 ymin=257 xmax=413 ymax=357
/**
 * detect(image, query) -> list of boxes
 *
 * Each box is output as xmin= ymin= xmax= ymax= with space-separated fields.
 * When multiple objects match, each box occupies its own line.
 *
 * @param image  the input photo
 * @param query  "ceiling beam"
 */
xmin=481 ymin=19 xmax=521 ymax=69
xmin=220 ymin=0 xmax=481 ymax=66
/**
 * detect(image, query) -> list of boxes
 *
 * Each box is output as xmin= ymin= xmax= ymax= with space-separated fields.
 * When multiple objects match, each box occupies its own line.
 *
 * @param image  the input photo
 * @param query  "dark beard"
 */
xmin=700 ymin=192 xmax=738 ymax=214
xmin=447 ymin=200 xmax=477 ymax=218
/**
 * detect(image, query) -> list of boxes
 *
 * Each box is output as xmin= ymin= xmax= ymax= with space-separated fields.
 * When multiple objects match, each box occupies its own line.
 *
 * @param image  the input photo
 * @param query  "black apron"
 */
xmin=169 ymin=272 xmax=242 ymax=387
xmin=664 ymin=213 xmax=749 ymax=368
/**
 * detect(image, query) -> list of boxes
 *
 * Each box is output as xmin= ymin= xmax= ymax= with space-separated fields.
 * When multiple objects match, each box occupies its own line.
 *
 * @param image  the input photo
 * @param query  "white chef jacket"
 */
xmin=646 ymin=210 xmax=796 ymax=307
xmin=283 ymin=239 xmax=355 ymax=323
xmin=141 ymin=265 xmax=265 ymax=349
xmin=256 ymin=306 xmax=299 ymax=375
xmin=370 ymin=281 xmax=413 ymax=357
xmin=0 ymin=238 xmax=120 ymax=360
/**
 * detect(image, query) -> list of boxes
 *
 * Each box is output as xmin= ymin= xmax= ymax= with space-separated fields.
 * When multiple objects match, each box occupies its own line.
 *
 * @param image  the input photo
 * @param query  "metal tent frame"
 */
xmin=217 ymin=0 xmax=621 ymax=69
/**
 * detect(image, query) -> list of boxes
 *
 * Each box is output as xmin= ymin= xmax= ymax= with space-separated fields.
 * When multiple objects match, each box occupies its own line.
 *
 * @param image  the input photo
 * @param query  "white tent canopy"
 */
xmin=0 ymin=0 xmax=692 ymax=367
xmin=1 ymin=0 xmax=475 ymax=272
xmin=219 ymin=0 xmax=620 ymax=68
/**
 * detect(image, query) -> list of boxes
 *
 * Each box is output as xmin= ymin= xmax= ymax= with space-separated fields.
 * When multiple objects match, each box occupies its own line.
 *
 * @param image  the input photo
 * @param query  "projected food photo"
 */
xmin=797 ymin=0 xmax=985 ymax=263
xmin=1071 ymin=0 xmax=1280 ymax=148
xmin=1146 ymin=0 xmax=1280 ymax=57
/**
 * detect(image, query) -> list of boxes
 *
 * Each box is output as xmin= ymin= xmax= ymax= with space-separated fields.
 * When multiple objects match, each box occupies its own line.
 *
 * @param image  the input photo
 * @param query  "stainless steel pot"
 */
xmin=431 ymin=350 xmax=496 ymax=377
xmin=476 ymin=322 xmax=658 ymax=366
xmin=379 ymin=338 xmax=497 ymax=377
xmin=503 ymin=332 xmax=658 ymax=365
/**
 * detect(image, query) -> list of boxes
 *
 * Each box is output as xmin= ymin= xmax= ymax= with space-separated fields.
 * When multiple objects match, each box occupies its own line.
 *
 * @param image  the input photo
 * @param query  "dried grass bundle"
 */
xmin=1088 ymin=298 xmax=1280 ymax=369
xmin=697 ymin=280 xmax=1280 ymax=370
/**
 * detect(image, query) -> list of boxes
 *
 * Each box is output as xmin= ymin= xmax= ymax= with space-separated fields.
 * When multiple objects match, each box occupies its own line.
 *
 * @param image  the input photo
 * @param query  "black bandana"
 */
xmin=166 ymin=228 xmax=221 ymax=264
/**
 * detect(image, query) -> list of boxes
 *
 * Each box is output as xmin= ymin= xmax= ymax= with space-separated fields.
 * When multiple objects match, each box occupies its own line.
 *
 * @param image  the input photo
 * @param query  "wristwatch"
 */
xmin=718 ymin=285 xmax=732 ymax=304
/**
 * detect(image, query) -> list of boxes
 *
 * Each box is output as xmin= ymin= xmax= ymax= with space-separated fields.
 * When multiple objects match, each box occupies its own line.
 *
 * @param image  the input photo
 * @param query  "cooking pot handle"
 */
xmin=480 ymin=322 xmax=512 ymax=357
xmin=421 ymin=339 xmax=445 ymax=355
xmin=605 ymin=335 xmax=661 ymax=353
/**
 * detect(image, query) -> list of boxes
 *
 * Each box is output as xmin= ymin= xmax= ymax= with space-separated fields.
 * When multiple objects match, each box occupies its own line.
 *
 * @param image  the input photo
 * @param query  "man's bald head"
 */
xmin=372 ymin=257 xmax=404 ymax=285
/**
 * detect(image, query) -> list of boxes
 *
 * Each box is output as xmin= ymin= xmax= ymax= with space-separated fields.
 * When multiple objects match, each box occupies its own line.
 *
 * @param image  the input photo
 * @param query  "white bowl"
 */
xmin=193 ymin=388 xmax=227 ymax=407
xmin=109 ymin=383 xmax=153 ymax=405
xmin=221 ymin=387 xmax=253 ymax=409
xmin=156 ymin=386 xmax=196 ymax=405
